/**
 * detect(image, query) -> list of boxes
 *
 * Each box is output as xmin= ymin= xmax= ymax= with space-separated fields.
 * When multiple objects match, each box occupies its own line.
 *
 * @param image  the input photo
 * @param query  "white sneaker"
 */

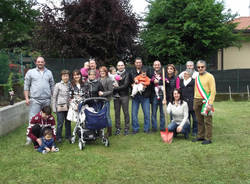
xmin=42 ymin=150 xmax=48 ymax=154
xmin=25 ymin=137 xmax=32 ymax=145
xmin=54 ymin=148 xmax=59 ymax=152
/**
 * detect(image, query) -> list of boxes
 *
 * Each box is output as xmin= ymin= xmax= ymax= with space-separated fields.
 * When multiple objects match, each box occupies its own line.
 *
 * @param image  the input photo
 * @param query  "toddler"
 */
xmin=151 ymin=70 xmax=165 ymax=100
xmin=131 ymin=68 xmax=150 ymax=97
xmin=108 ymin=66 xmax=121 ymax=98
xmin=80 ymin=61 xmax=89 ymax=82
xmin=37 ymin=128 xmax=59 ymax=154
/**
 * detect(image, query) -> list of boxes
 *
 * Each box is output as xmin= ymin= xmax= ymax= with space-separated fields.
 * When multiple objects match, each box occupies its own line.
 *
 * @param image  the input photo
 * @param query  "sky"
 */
xmin=37 ymin=0 xmax=250 ymax=17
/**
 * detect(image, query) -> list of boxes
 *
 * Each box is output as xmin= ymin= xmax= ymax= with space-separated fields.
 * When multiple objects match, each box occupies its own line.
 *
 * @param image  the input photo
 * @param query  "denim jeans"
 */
xmin=189 ymin=110 xmax=198 ymax=134
xmin=56 ymin=111 xmax=71 ymax=139
xmin=151 ymin=95 xmax=165 ymax=131
xmin=106 ymin=101 xmax=112 ymax=127
xmin=132 ymin=95 xmax=150 ymax=132
xmin=168 ymin=121 xmax=190 ymax=135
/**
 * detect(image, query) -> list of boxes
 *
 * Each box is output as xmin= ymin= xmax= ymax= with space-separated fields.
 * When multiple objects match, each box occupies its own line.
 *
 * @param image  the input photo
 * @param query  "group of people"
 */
xmin=24 ymin=56 xmax=216 ymax=153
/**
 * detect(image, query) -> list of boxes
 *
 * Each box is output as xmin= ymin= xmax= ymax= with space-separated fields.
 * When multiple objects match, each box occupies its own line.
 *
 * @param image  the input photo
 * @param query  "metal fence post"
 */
xmin=237 ymin=69 xmax=240 ymax=93
xmin=20 ymin=53 xmax=24 ymax=80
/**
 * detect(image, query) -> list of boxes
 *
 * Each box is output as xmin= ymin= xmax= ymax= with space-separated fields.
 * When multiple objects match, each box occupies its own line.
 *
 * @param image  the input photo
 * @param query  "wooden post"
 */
xmin=229 ymin=85 xmax=232 ymax=101
xmin=247 ymin=85 xmax=250 ymax=101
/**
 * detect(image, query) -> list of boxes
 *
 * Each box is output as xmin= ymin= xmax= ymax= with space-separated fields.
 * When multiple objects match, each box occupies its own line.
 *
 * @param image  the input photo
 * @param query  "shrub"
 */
xmin=0 ymin=53 xmax=10 ymax=84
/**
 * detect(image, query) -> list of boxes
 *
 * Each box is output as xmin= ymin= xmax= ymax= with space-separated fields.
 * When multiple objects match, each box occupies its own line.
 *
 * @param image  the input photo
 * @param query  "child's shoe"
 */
xmin=54 ymin=148 xmax=59 ymax=152
xmin=42 ymin=150 xmax=48 ymax=154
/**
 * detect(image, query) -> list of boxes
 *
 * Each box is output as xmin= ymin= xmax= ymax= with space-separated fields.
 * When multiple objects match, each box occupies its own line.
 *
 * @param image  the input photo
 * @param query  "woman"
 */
xmin=52 ymin=70 xmax=71 ymax=143
xmin=67 ymin=70 xmax=86 ymax=123
xmin=84 ymin=69 xmax=104 ymax=98
xmin=99 ymin=66 xmax=114 ymax=136
xmin=167 ymin=88 xmax=190 ymax=139
xmin=165 ymin=64 xmax=180 ymax=103
xmin=180 ymin=69 xmax=197 ymax=136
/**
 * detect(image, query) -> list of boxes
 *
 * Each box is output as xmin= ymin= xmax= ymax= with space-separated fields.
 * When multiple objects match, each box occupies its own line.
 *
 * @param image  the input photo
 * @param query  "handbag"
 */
xmin=57 ymin=104 xmax=68 ymax=112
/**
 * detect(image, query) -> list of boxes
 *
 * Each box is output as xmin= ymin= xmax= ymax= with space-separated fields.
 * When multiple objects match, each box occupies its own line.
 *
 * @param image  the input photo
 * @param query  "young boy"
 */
xmin=27 ymin=106 xmax=56 ymax=149
xmin=37 ymin=128 xmax=59 ymax=154
xmin=131 ymin=68 xmax=150 ymax=97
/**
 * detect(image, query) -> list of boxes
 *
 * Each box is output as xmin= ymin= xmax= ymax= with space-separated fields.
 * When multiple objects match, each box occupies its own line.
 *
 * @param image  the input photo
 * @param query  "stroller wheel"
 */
xmin=103 ymin=138 xmax=110 ymax=147
xmin=78 ymin=141 xmax=85 ymax=150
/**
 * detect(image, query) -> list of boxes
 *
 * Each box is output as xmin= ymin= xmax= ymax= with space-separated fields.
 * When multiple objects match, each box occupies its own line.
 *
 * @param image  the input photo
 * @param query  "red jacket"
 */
xmin=27 ymin=112 xmax=56 ymax=141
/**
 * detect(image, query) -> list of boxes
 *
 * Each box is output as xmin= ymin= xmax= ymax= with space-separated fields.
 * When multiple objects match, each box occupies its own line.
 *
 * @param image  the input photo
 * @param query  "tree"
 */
xmin=141 ymin=0 xmax=241 ymax=65
xmin=34 ymin=0 xmax=139 ymax=65
xmin=0 ymin=0 xmax=39 ymax=51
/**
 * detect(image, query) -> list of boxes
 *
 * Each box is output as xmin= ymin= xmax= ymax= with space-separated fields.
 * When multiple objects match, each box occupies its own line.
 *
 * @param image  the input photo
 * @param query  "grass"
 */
xmin=0 ymin=101 xmax=250 ymax=184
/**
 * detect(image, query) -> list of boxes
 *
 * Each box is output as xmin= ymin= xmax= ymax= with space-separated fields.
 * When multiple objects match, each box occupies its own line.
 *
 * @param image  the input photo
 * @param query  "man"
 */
xmin=24 ymin=56 xmax=54 ymax=144
xmin=113 ymin=61 xmax=130 ymax=135
xmin=151 ymin=60 xmax=165 ymax=132
xmin=179 ymin=61 xmax=199 ymax=79
xmin=89 ymin=58 xmax=100 ymax=79
xmin=192 ymin=60 xmax=216 ymax=145
xmin=130 ymin=57 xmax=152 ymax=134
xmin=27 ymin=106 xmax=56 ymax=149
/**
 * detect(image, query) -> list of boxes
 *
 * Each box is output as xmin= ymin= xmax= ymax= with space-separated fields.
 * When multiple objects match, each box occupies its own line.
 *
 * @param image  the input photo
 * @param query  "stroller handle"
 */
xmin=82 ymin=97 xmax=108 ymax=104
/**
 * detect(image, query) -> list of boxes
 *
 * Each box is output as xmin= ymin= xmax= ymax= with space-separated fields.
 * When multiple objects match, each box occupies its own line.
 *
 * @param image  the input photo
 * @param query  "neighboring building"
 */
xmin=217 ymin=17 xmax=250 ymax=70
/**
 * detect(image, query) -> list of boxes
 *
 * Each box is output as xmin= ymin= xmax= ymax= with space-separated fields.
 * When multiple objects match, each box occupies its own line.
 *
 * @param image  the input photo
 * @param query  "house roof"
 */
xmin=232 ymin=17 xmax=250 ymax=30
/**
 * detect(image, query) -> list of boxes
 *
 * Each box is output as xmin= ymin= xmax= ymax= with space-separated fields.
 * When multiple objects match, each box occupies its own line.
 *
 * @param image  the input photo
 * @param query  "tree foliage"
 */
xmin=34 ymin=0 xmax=139 ymax=65
xmin=141 ymin=0 xmax=241 ymax=64
xmin=0 ymin=0 xmax=39 ymax=50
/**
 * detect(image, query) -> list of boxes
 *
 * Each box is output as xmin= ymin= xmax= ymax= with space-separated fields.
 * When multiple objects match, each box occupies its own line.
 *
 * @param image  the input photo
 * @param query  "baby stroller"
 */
xmin=71 ymin=97 xmax=110 ymax=150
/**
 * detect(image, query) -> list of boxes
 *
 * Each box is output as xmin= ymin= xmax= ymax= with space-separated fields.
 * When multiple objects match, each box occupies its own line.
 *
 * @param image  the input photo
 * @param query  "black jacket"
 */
xmin=113 ymin=70 xmax=130 ymax=97
xmin=180 ymin=78 xmax=195 ymax=111
xmin=84 ymin=79 xmax=104 ymax=98
xmin=165 ymin=75 xmax=179 ymax=102
xmin=130 ymin=67 xmax=152 ymax=98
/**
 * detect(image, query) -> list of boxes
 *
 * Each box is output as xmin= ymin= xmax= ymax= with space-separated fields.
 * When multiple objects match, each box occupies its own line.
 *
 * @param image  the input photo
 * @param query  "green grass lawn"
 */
xmin=0 ymin=101 xmax=250 ymax=184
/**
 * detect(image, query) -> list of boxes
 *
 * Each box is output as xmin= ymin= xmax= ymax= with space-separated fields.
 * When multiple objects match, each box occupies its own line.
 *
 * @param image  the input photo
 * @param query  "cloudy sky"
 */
xmin=37 ymin=0 xmax=250 ymax=17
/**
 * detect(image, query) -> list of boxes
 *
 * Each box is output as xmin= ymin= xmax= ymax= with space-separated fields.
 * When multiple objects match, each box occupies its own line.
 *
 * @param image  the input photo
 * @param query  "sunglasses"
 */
xmin=197 ymin=66 xmax=205 ymax=69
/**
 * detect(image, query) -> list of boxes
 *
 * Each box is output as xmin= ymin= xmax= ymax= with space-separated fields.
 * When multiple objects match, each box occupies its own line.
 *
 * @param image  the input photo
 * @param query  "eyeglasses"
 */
xmin=197 ymin=66 xmax=205 ymax=69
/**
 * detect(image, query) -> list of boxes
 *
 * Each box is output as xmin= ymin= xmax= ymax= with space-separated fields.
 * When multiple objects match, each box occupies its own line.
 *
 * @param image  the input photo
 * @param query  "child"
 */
xmin=37 ymin=128 xmax=59 ymax=154
xmin=151 ymin=70 xmax=165 ymax=100
xmin=131 ymin=68 xmax=150 ymax=97
xmin=108 ymin=66 xmax=121 ymax=98
xmin=80 ymin=61 xmax=89 ymax=82
xmin=27 ymin=106 xmax=56 ymax=150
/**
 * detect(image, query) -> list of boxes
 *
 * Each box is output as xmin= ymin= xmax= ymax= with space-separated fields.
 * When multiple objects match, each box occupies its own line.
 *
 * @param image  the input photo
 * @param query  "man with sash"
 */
xmin=192 ymin=60 xmax=216 ymax=145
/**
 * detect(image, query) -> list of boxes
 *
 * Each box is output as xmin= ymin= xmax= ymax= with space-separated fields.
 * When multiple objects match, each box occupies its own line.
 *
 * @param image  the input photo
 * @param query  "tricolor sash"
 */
xmin=196 ymin=75 xmax=214 ymax=116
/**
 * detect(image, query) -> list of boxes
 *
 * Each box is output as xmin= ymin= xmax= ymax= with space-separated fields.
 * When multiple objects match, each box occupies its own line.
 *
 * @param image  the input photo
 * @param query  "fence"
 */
xmin=1 ymin=53 xmax=250 ymax=94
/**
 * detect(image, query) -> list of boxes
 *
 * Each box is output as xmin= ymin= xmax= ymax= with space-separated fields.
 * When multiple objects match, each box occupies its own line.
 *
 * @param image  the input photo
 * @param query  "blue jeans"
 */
xmin=106 ymin=101 xmax=112 ymax=127
xmin=151 ymin=95 xmax=165 ymax=131
xmin=132 ymin=95 xmax=150 ymax=132
xmin=168 ymin=121 xmax=190 ymax=136
xmin=56 ymin=111 xmax=71 ymax=139
xmin=189 ymin=110 xmax=198 ymax=134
